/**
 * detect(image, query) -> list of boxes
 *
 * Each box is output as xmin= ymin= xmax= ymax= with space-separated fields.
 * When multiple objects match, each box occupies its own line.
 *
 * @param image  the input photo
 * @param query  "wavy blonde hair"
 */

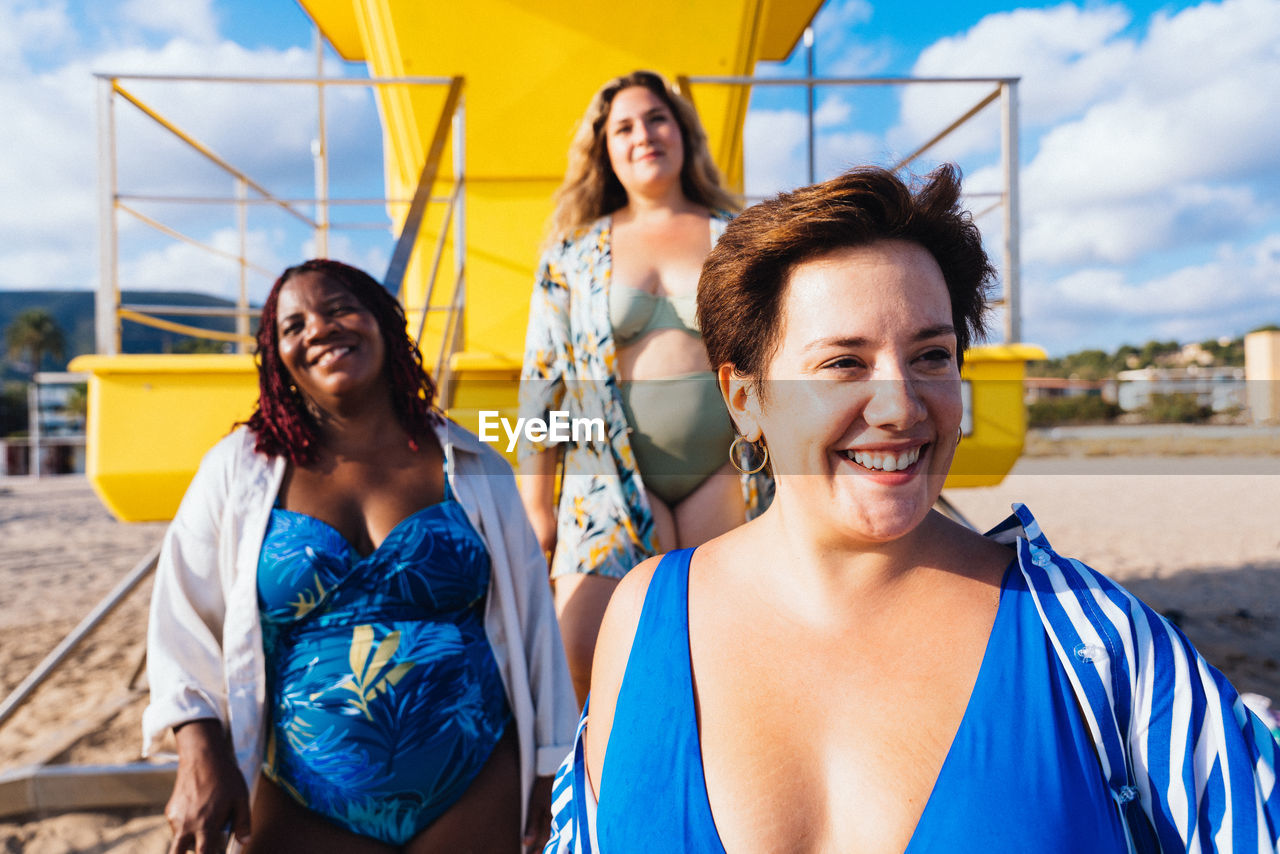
xmin=544 ymin=70 xmax=739 ymax=246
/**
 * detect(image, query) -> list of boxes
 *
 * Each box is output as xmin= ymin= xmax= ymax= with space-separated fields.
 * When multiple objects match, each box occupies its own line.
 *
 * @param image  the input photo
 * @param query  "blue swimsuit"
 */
xmin=597 ymin=548 xmax=1131 ymax=852
xmin=257 ymin=488 xmax=510 ymax=845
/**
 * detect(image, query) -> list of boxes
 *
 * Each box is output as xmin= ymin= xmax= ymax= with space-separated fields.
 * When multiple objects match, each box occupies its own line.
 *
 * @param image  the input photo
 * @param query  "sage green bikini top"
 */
xmin=609 ymin=282 xmax=700 ymax=345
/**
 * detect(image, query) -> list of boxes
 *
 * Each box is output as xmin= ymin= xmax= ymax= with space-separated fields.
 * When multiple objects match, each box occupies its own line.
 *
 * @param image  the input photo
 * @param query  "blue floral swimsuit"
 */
xmin=257 ymin=480 xmax=511 ymax=845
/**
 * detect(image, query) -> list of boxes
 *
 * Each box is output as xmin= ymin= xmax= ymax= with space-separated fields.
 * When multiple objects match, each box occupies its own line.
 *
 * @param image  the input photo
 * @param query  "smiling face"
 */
xmin=604 ymin=85 xmax=685 ymax=198
xmin=274 ymin=270 xmax=387 ymax=412
xmin=738 ymin=240 xmax=963 ymax=545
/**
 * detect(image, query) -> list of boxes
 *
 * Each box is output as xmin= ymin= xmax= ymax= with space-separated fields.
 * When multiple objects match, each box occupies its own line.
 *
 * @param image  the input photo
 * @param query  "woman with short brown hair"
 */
xmin=544 ymin=166 xmax=1280 ymax=853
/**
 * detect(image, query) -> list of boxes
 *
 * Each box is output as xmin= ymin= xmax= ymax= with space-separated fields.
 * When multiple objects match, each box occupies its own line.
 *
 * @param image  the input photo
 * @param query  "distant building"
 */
xmin=0 ymin=372 xmax=88 ymax=476
xmin=1178 ymin=342 xmax=1217 ymax=367
xmin=1115 ymin=366 xmax=1246 ymax=412
xmin=1023 ymin=377 xmax=1117 ymax=405
xmin=1245 ymin=330 xmax=1280 ymax=424
xmin=32 ymin=383 xmax=86 ymax=436
xmin=0 ymin=438 xmax=84 ymax=476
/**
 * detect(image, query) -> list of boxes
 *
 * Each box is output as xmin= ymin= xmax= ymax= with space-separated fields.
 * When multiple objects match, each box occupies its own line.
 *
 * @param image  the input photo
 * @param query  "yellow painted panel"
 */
xmin=440 ymin=351 xmax=522 ymax=462
xmin=326 ymin=0 xmax=824 ymax=369
xmin=297 ymin=0 xmax=366 ymax=60
xmin=68 ymin=343 xmax=1041 ymax=522
xmin=945 ymin=345 xmax=1046 ymax=488
xmin=445 ymin=386 xmax=519 ymax=411
xmin=442 ymin=344 xmax=1044 ymax=483
xmin=78 ymin=1 xmax=1037 ymax=523
xmin=69 ymin=355 xmax=259 ymax=522
xmin=759 ymin=0 xmax=823 ymax=60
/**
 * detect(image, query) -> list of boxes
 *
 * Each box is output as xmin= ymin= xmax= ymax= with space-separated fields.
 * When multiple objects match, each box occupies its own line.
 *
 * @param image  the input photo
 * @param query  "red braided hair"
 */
xmin=242 ymin=259 xmax=440 ymax=466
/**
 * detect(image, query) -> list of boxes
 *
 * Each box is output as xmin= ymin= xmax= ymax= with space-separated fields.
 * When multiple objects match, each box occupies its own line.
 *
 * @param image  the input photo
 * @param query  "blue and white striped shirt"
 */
xmin=544 ymin=504 xmax=1280 ymax=853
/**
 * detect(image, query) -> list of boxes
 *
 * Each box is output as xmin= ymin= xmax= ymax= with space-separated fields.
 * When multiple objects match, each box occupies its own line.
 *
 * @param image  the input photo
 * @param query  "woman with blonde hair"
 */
xmin=518 ymin=70 xmax=770 ymax=704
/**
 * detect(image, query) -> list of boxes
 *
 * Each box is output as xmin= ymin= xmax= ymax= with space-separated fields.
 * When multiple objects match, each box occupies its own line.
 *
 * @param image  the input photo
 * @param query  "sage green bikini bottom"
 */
xmin=618 ymin=372 xmax=736 ymax=507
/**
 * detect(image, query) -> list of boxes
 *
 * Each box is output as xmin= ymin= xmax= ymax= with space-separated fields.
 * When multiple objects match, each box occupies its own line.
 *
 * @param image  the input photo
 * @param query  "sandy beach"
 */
xmin=1 ymin=450 xmax=1278 ymax=851
xmin=0 ymin=476 xmax=169 ymax=852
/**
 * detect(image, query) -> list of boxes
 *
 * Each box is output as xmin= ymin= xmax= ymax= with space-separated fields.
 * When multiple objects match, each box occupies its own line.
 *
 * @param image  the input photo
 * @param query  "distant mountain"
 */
xmin=0 ymin=290 xmax=257 ymax=377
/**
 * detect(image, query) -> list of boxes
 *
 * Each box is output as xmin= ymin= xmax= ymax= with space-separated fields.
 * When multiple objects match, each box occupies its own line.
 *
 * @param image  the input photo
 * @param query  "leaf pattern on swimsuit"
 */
xmin=255 ymin=500 xmax=511 ymax=845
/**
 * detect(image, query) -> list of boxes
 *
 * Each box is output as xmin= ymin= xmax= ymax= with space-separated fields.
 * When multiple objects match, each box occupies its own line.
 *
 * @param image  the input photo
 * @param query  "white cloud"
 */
xmin=815 ymin=128 xmax=884 ymax=176
xmin=0 ymin=0 xmax=77 ymax=72
xmin=813 ymin=0 xmax=890 ymax=76
xmin=744 ymin=103 xmax=885 ymax=197
xmin=892 ymin=3 xmax=1135 ymax=160
xmin=1026 ymin=231 xmax=1280 ymax=352
xmin=888 ymin=0 xmax=1280 ymax=277
xmin=866 ymin=0 xmax=1280 ymax=349
xmin=743 ymin=108 xmax=809 ymax=197
xmin=0 ymin=53 xmax=100 ymax=288
xmin=1025 ymin=183 xmax=1268 ymax=267
xmin=1025 ymin=80 xmax=1279 ymax=210
xmin=89 ymin=41 xmax=384 ymax=223
xmin=115 ymin=224 xmax=395 ymax=304
xmin=1136 ymin=0 xmax=1280 ymax=96
xmin=0 ymin=23 xmax=385 ymax=294
xmin=120 ymin=0 xmax=219 ymax=44
xmin=1016 ymin=0 xmax=1280 ymax=268
xmin=960 ymin=161 xmax=1004 ymax=198
xmin=118 ymin=225 xmax=288 ymax=301
xmin=815 ymin=0 xmax=873 ymax=34
xmin=304 ymin=234 xmax=391 ymax=283
xmin=814 ymin=94 xmax=853 ymax=129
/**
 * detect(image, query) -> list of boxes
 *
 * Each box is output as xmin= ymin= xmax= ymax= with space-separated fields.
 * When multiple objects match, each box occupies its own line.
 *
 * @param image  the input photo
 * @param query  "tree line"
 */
xmin=1026 ymin=327 xmax=1280 ymax=381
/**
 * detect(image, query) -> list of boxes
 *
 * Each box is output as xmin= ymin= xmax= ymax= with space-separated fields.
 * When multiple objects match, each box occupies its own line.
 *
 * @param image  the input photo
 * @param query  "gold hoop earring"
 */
xmin=729 ymin=435 xmax=769 ymax=475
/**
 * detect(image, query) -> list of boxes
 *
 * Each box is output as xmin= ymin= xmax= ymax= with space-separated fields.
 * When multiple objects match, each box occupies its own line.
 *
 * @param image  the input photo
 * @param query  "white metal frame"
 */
xmin=94 ymin=71 xmax=466 ymax=356
xmin=678 ymin=73 xmax=1022 ymax=343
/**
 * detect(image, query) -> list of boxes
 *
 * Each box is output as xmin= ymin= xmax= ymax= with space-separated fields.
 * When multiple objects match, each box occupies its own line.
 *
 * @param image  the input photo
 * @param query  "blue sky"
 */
xmin=1 ymin=0 xmax=1277 ymax=356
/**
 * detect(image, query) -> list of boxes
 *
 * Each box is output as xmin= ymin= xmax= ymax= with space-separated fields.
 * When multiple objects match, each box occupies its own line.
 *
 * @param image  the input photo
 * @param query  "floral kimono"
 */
xmin=518 ymin=214 xmax=771 ymax=579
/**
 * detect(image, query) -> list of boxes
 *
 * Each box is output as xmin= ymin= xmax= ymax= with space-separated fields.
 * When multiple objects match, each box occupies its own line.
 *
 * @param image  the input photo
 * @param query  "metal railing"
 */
xmin=95 ymin=68 xmax=465 ymax=358
xmin=381 ymin=80 xmax=469 ymax=390
xmin=677 ymin=73 xmax=1022 ymax=344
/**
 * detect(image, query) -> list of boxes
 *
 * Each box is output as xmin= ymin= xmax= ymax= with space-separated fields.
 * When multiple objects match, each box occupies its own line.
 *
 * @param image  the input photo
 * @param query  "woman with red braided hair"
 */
xmin=144 ymin=259 xmax=575 ymax=854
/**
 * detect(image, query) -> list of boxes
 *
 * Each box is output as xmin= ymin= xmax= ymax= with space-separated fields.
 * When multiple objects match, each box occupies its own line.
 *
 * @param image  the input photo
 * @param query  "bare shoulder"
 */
xmin=929 ymin=511 xmax=1017 ymax=585
xmin=583 ymin=555 xmax=663 ymax=795
xmin=689 ymin=512 xmax=769 ymax=578
xmin=589 ymin=555 xmax=662 ymax=706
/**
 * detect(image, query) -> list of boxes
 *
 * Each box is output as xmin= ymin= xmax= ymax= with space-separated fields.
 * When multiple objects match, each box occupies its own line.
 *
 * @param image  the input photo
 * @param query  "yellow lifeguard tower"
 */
xmin=3 ymin=5 xmax=1048 ymax=819
xmin=72 ymin=0 xmax=1042 ymax=522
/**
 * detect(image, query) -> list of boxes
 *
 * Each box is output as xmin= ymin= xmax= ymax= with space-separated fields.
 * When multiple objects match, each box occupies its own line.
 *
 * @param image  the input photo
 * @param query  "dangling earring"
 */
xmin=957 ymin=427 xmax=964 ymax=443
xmin=729 ymin=435 xmax=769 ymax=475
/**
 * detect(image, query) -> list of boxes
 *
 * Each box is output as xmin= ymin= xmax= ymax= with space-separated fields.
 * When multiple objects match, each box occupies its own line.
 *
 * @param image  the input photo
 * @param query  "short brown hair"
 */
xmin=698 ymin=164 xmax=994 ymax=390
